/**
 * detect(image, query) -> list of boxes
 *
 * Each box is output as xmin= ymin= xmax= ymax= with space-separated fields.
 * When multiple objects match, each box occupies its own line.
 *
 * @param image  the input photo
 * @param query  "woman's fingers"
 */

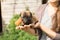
xmin=24 ymin=25 xmax=30 ymax=28
xmin=16 ymin=26 xmax=24 ymax=30
xmin=29 ymin=24 xmax=35 ymax=28
xmin=35 ymin=22 xmax=40 ymax=28
xmin=15 ymin=22 xmax=40 ymax=30
xmin=16 ymin=25 xmax=30 ymax=30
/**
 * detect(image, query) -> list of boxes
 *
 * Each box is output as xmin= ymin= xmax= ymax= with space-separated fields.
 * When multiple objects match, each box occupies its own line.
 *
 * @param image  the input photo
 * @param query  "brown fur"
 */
xmin=15 ymin=11 xmax=38 ymax=26
xmin=21 ymin=11 xmax=38 ymax=25
xmin=51 ymin=1 xmax=60 ymax=33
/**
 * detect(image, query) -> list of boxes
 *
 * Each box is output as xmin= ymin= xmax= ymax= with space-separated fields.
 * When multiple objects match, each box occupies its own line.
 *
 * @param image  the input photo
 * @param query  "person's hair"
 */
xmin=42 ymin=0 xmax=48 ymax=4
xmin=51 ymin=1 xmax=60 ymax=33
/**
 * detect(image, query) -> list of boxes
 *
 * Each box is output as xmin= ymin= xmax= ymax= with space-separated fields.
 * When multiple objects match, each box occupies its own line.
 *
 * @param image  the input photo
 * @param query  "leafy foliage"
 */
xmin=0 ymin=14 xmax=37 ymax=40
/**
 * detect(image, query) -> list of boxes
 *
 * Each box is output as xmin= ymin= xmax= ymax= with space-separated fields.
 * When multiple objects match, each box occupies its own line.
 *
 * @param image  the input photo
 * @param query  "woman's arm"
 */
xmin=37 ymin=23 xmax=60 ymax=39
xmin=40 ymin=23 xmax=56 ymax=39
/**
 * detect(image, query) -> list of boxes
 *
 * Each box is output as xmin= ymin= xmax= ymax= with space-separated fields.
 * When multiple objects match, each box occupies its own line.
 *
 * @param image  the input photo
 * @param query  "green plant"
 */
xmin=0 ymin=14 xmax=37 ymax=40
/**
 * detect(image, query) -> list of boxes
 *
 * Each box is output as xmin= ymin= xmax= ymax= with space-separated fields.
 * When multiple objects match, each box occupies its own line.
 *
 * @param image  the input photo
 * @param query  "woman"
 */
xmin=15 ymin=0 xmax=60 ymax=40
xmin=33 ymin=22 xmax=60 ymax=40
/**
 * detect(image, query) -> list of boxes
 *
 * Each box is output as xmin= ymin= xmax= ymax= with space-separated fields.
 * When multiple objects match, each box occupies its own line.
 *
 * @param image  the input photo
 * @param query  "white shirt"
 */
xmin=42 ymin=3 xmax=57 ymax=40
xmin=35 ymin=3 xmax=57 ymax=40
xmin=41 ymin=3 xmax=57 ymax=28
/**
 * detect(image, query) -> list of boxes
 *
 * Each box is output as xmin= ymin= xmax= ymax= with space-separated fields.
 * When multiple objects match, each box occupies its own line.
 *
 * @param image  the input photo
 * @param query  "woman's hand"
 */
xmin=34 ymin=22 xmax=40 ymax=28
xmin=16 ymin=24 xmax=38 ymax=35
xmin=16 ymin=25 xmax=31 ymax=30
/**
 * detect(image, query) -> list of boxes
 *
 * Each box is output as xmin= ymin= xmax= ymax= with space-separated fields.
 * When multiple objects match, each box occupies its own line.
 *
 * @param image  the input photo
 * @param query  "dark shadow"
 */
xmin=0 ymin=1 xmax=2 ymax=33
xmin=42 ymin=0 xmax=48 ymax=4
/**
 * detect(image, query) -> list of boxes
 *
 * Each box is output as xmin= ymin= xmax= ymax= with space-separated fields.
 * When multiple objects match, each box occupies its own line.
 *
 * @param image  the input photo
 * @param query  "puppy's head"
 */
xmin=15 ymin=11 xmax=38 ymax=26
xmin=20 ymin=11 xmax=33 ymax=25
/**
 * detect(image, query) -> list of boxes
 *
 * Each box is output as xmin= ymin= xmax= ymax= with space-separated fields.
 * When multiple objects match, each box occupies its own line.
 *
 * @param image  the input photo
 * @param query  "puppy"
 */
xmin=21 ymin=11 xmax=33 ymax=25
xmin=15 ymin=11 xmax=42 ymax=39
xmin=15 ymin=11 xmax=38 ymax=26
